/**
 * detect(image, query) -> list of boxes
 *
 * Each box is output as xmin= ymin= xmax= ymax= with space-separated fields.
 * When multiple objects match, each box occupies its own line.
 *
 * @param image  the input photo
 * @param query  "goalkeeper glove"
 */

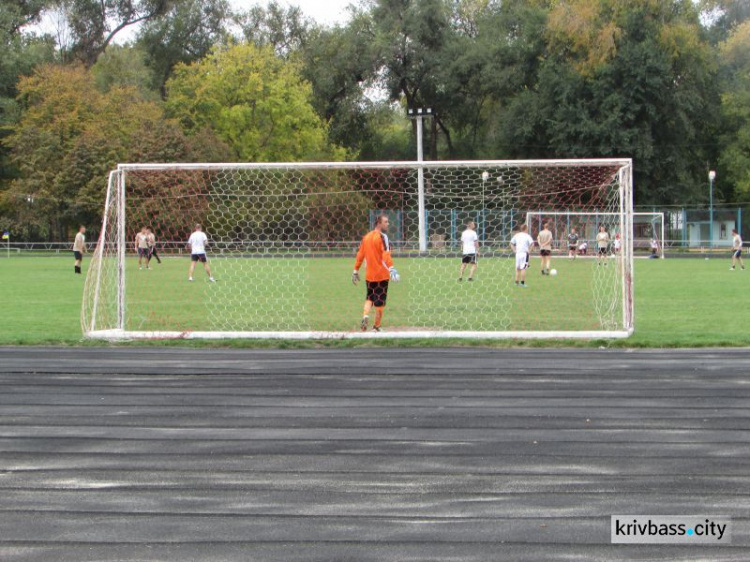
xmin=389 ymin=267 xmax=400 ymax=282
xmin=352 ymin=270 xmax=360 ymax=285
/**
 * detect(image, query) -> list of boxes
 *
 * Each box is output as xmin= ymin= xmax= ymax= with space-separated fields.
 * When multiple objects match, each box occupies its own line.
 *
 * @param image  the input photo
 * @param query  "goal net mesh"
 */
xmin=82 ymin=161 xmax=633 ymax=338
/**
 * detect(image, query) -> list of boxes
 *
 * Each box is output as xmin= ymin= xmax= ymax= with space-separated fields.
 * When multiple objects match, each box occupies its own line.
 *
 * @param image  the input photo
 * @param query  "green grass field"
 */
xmin=2 ymin=255 xmax=749 ymax=347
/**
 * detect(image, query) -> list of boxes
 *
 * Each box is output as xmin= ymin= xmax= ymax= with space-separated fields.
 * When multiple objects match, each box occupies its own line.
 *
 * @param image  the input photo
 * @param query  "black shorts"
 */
xmin=733 ymin=249 xmax=742 ymax=259
xmin=73 ymin=251 xmax=83 ymax=260
xmin=191 ymin=253 xmax=207 ymax=263
xmin=462 ymin=254 xmax=477 ymax=264
xmin=598 ymin=247 xmax=608 ymax=255
xmin=366 ymin=280 xmax=389 ymax=307
xmin=540 ymin=249 xmax=551 ymax=257
xmin=138 ymin=248 xmax=149 ymax=257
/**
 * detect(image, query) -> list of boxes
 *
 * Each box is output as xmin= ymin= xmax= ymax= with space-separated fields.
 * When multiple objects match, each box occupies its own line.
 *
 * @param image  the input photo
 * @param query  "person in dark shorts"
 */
xmin=458 ymin=220 xmax=479 ymax=281
xmin=187 ymin=224 xmax=215 ymax=282
xmin=146 ymin=227 xmax=161 ymax=265
xmin=73 ymin=225 xmax=86 ymax=274
xmin=135 ymin=226 xmax=150 ymax=270
xmin=537 ymin=222 xmax=553 ymax=275
xmin=352 ymin=215 xmax=400 ymax=332
xmin=567 ymin=227 xmax=579 ymax=259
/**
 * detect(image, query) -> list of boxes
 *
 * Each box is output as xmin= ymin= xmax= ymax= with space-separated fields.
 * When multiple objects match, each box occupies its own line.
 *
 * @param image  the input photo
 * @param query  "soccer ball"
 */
xmin=550 ymin=269 xmax=558 ymax=276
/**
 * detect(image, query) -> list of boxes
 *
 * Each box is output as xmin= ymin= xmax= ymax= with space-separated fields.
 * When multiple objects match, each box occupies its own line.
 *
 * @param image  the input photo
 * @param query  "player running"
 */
xmin=730 ymin=229 xmax=745 ymax=271
xmin=596 ymin=225 xmax=610 ymax=266
xmin=146 ymin=227 xmax=161 ymax=266
xmin=135 ymin=226 xmax=150 ymax=270
xmin=73 ymin=225 xmax=86 ymax=275
xmin=568 ymin=227 xmax=579 ymax=259
xmin=510 ymin=224 xmax=534 ymax=288
xmin=538 ymin=222 xmax=553 ymax=275
xmin=187 ymin=224 xmax=216 ymax=282
xmin=458 ymin=220 xmax=479 ymax=282
xmin=352 ymin=214 xmax=400 ymax=332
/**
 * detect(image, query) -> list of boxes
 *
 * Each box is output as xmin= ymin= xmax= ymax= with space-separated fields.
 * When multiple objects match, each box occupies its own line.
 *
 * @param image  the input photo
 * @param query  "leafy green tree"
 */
xmin=718 ymin=20 xmax=750 ymax=195
xmin=165 ymin=42 xmax=345 ymax=162
xmin=497 ymin=0 xmax=720 ymax=205
xmin=136 ymin=0 xmax=230 ymax=96
xmin=2 ymin=63 xmax=229 ymax=240
xmin=62 ymin=0 xmax=171 ymax=66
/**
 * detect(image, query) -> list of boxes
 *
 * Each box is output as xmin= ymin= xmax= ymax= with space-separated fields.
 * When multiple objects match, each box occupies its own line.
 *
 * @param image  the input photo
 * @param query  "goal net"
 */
xmin=526 ymin=212 xmax=664 ymax=259
xmin=82 ymin=160 xmax=634 ymax=339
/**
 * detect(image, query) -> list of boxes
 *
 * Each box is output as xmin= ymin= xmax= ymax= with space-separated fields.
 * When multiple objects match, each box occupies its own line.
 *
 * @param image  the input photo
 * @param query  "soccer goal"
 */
xmin=526 ymin=211 xmax=664 ymax=259
xmin=82 ymin=159 xmax=634 ymax=340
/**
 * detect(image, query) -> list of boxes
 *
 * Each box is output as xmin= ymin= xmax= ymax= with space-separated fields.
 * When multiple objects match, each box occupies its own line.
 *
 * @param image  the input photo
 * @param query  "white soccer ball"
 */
xmin=550 ymin=269 xmax=558 ymax=276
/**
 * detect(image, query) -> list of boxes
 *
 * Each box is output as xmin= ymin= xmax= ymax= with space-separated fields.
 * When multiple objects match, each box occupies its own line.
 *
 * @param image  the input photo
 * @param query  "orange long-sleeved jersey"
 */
xmin=354 ymin=229 xmax=394 ymax=282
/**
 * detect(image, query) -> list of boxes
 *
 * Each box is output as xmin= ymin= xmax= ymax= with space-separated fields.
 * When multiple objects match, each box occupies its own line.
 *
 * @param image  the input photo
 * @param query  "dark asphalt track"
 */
xmin=0 ymin=347 xmax=748 ymax=561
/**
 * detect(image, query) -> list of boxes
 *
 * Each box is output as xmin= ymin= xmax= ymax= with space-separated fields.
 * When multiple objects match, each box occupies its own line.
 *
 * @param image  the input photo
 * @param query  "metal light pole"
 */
xmin=709 ymin=170 xmax=716 ymax=249
xmin=407 ymin=107 xmax=433 ymax=252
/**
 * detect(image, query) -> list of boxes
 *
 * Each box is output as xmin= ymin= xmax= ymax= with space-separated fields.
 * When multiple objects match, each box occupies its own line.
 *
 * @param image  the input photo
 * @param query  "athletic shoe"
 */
xmin=458 ymin=278 xmax=463 ymax=282
xmin=188 ymin=277 xmax=194 ymax=282
xmin=209 ymin=277 xmax=216 ymax=282
xmin=372 ymin=326 xmax=381 ymax=332
xmin=360 ymin=316 xmax=369 ymax=331
xmin=730 ymin=267 xmax=735 ymax=270
xmin=468 ymin=277 xmax=473 ymax=282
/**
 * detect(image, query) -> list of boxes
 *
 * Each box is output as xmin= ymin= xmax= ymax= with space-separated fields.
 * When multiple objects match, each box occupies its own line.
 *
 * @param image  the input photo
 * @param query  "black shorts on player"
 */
xmin=598 ymin=247 xmax=608 ymax=255
xmin=191 ymin=253 xmax=207 ymax=263
xmin=73 ymin=251 xmax=83 ymax=261
xmin=462 ymin=254 xmax=477 ymax=265
xmin=138 ymin=248 xmax=149 ymax=258
xmin=366 ymin=280 xmax=389 ymax=307
xmin=733 ymin=249 xmax=742 ymax=259
xmin=540 ymin=249 xmax=551 ymax=257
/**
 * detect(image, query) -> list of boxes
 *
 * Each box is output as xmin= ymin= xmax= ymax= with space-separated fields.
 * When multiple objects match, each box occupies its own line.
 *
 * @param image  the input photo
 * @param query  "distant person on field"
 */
xmin=73 ymin=225 xmax=86 ymax=275
xmin=510 ymin=224 xmax=535 ymax=288
xmin=537 ymin=222 xmax=553 ymax=275
xmin=613 ymin=233 xmax=621 ymax=254
xmin=578 ymin=240 xmax=588 ymax=255
xmin=596 ymin=225 xmax=610 ymax=266
xmin=458 ymin=220 xmax=479 ymax=282
xmin=146 ymin=227 xmax=161 ymax=266
xmin=731 ymin=229 xmax=745 ymax=271
xmin=187 ymin=224 xmax=215 ymax=282
xmin=135 ymin=226 xmax=150 ymax=270
xmin=649 ymin=238 xmax=659 ymax=259
xmin=568 ymin=227 xmax=579 ymax=259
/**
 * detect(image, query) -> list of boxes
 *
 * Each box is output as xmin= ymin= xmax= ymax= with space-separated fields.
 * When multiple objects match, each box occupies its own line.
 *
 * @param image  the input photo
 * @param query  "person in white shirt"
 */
xmin=458 ymin=220 xmax=479 ymax=282
xmin=596 ymin=225 xmax=610 ymax=266
xmin=73 ymin=225 xmax=86 ymax=275
xmin=134 ymin=226 xmax=150 ymax=270
xmin=730 ymin=229 xmax=745 ymax=271
xmin=613 ymin=233 xmax=621 ymax=254
xmin=187 ymin=224 xmax=215 ymax=282
xmin=649 ymin=238 xmax=659 ymax=259
xmin=510 ymin=224 xmax=535 ymax=288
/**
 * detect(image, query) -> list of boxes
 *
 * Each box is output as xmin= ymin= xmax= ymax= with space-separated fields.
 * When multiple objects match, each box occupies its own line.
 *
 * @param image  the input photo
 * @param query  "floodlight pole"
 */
xmin=408 ymin=107 xmax=433 ymax=252
xmin=708 ymin=170 xmax=716 ymax=250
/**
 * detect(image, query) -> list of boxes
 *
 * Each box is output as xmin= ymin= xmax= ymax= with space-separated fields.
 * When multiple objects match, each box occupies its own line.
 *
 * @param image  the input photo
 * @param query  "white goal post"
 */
xmin=82 ymin=159 xmax=634 ymax=340
xmin=525 ymin=211 xmax=665 ymax=259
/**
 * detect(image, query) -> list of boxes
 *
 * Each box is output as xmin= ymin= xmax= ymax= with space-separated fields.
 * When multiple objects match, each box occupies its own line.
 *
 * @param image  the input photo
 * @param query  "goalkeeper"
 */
xmin=352 ymin=214 xmax=400 ymax=332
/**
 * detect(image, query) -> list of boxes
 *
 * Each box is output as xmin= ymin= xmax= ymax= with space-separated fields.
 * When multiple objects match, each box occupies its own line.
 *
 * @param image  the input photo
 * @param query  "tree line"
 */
xmin=1 ymin=0 xmax=749 ymax=241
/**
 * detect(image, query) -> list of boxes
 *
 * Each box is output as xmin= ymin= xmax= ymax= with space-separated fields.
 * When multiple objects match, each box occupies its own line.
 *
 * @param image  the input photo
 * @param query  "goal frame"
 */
xmin=83 ymin=159 xmax=634 ymax=340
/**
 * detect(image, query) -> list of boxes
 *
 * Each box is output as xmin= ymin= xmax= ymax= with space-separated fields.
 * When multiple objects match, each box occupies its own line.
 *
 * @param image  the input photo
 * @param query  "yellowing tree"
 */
xmin=165 ymin=42 xmax=344 ymax=162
